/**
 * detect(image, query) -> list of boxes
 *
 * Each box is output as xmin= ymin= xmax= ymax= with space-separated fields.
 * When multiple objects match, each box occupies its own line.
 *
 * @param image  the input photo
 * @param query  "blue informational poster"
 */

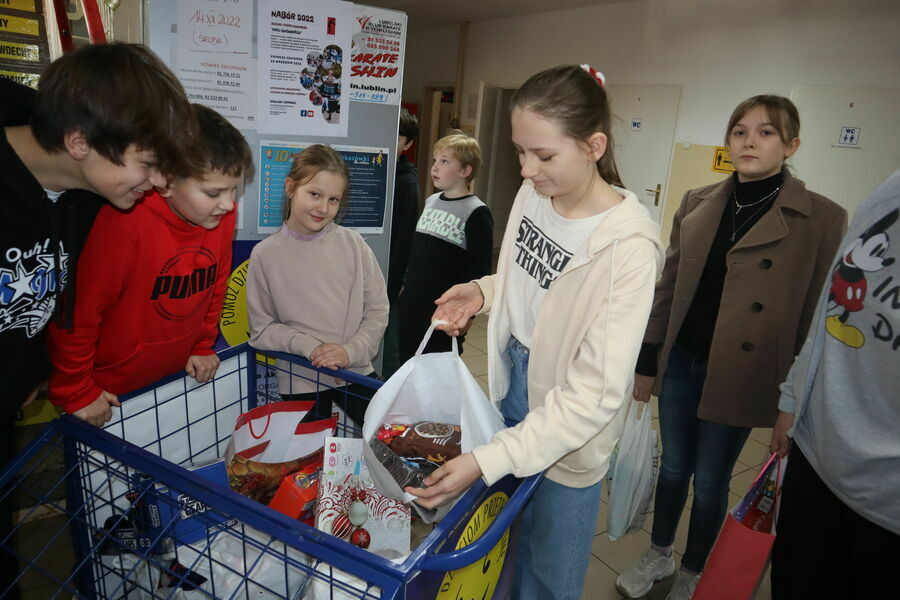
xmin=258 ymin=141 xmax=388 ymax=234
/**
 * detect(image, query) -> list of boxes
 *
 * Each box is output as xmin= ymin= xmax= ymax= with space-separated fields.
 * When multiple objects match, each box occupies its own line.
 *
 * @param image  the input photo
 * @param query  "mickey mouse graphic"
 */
xmin=826 ymin=209 xmax=898 ymax=347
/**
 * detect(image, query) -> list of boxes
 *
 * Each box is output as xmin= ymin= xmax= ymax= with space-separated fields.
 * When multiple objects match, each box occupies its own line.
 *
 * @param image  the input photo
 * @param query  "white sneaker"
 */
xmin=665 ymin=569 xmax=700 ymax=600
xmin=616 ymin=548 xmax=676 ymax=598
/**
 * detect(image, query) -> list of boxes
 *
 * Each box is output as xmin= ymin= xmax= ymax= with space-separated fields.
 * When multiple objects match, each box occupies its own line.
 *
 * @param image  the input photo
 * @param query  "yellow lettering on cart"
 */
xmin=436 ymin=491 xmax=510 ymax=600
xmin=219 ymin=259 xmax=251 ymax=347
xmin=0 ymin=14 xmax=40 ymax=36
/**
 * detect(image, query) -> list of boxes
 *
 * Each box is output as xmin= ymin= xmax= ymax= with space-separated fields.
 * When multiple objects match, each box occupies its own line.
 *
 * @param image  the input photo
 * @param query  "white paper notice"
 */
xmin=349 ymin=6 xmax=406 ymax=105
xmin=175 ymin=50 xmax=257 ymax=129
xmin=177 ymin=0 xmax=254 ymax=55
xmin=257 ymin=0 xmax=353 ymax=137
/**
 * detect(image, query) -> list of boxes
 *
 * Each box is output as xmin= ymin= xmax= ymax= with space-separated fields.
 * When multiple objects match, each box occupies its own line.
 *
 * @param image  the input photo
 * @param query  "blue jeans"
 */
xmin=500 ymin=337 xmax=602 ymax=600
xmin=651 ymin=343 xmax=751 ymax=573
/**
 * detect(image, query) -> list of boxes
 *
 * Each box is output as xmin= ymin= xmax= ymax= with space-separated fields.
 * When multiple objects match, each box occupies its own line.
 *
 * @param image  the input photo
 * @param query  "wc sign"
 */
xmin=838 ymin=126 xmax=861 ymax=146
xmin=631 ymin=118 xmax=643 ymax=132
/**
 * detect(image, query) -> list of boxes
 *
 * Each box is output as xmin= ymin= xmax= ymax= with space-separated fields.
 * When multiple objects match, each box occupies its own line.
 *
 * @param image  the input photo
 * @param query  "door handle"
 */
xmin=645 ymin=184 xmax=661 ymax=206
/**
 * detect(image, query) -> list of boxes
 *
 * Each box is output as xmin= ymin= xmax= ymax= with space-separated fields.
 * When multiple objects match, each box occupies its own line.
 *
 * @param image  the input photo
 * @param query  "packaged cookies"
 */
xmin=389 ymin=422 xmax=461 ymax=465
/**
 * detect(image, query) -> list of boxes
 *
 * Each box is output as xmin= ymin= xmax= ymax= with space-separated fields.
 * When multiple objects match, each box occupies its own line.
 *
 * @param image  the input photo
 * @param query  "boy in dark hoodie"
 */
xmin=0 ymin=43 xmax=198 ymax=599
xmin=383 ymin=108 xmax=421 ymax=375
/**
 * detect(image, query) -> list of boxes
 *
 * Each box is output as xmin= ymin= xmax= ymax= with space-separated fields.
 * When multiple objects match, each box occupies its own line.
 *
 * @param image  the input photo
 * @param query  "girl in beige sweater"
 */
xmin=247 ymin=145 xmax=388 ymax=427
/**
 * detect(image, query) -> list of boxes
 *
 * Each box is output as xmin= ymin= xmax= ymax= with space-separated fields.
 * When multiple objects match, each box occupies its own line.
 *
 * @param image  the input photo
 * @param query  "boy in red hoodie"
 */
xmin=46 ymin=105 xmax=254 ymax=426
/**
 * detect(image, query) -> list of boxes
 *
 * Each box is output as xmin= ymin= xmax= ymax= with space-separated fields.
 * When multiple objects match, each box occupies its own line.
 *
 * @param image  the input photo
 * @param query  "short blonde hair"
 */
xmin=433 ymin=134 xmax=482 ymax=183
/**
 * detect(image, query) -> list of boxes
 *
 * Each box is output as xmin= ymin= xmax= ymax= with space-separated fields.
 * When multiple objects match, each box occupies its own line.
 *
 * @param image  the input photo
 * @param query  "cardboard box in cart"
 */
xmin=135 ymin=459 xmax=237 ymax=548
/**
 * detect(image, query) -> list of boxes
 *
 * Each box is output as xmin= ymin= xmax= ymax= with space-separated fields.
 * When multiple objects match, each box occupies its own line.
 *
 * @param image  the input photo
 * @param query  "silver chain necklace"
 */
xmin=733 ymin=185 xmax=782 ymax=214
xmin=731 ymin=192 xmax=777 ymax=242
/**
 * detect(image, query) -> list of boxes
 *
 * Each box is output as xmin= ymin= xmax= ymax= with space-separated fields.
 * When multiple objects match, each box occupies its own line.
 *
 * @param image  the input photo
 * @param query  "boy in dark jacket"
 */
xmin=383 ymin=108 xmax=420 ymax=375
xmin=0 ymin=43 xmax=199 ymax=600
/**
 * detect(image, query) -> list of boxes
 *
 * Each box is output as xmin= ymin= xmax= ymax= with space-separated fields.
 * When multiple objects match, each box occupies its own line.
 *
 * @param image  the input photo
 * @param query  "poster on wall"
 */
xmin=257 ymin=0 xmax=353 ymax=137
xmin=177 ymin=0 xmax=254 ymax=54
xmin=349 ymin=6 xmax=406 ymax=105
xmin=258 ymin=141 xmax=388 ymax=234
xmin=174 ymin=49 xmax=258 ymax=129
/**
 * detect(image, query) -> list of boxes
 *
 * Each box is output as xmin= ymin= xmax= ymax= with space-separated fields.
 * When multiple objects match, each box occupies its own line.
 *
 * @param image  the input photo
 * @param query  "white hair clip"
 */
xmin=580 ymin=63 xmax=606 ymax=87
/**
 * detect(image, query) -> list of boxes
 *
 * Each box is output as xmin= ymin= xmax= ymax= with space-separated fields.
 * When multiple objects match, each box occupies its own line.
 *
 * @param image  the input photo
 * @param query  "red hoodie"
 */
xmin=47 ymin=191 xmax=235 ymax=413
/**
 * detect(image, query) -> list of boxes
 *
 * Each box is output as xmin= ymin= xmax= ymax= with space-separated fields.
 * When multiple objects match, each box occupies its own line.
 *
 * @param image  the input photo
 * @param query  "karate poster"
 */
xmin=257 ymin=0 xmax=353 ymax=136
xmin=258 ymin=141 xmax=388 ymax=234
xmin=349 ymin=6 xmax=406 ymax=105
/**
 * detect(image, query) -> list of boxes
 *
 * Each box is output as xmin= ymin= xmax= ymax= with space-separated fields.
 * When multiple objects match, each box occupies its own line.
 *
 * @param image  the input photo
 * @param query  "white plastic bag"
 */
xmin=607 ymin=400 xmax=658 ymax=540
xmin=362 ymin=321 xmax=504 ymax=522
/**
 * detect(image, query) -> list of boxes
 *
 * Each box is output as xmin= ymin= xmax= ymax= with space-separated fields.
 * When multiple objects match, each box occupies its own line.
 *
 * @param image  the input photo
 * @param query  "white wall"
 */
xmin=402 ymin=0 xmax=900 ymax=145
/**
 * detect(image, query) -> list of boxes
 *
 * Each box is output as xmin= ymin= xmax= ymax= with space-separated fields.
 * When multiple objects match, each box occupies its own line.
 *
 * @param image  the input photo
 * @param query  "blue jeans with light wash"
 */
xmin=650 ymin=343 xmax=751 ymax=573
xmin=501 ymin=336 xmax=603 ymax=600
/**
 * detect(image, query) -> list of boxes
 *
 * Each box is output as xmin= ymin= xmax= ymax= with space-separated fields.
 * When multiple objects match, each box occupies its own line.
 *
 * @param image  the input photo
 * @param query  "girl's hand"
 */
xmin=73 ymin=390 xmax=121 ymax=427
xmin=633 ymin=374 xmax=655 ymax=403
xmin=405 ymin=453 xmax=483 ymax=509
xmin=433 ymin=283 xmax=484 ymax=336
xmin=185 ymin=354 xmax=220 ymax=384
xmin=310 ymin=343 xmax=350 ymax=370
xmin=770 ymin=411 xmax=794 ymax=457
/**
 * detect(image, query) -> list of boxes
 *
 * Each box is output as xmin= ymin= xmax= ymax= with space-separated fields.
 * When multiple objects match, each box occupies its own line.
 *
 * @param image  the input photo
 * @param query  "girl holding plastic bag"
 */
xmin=406 ymin=64 xmax=664 ymax=600
xmin=247 ymin=145 xmax=389 ymax=426
xmin=619 ymin=96 xmax=846 ymax=600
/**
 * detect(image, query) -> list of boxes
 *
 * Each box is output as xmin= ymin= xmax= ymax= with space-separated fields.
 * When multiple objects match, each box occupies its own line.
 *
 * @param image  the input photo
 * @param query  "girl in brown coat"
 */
xmin=616 ymin=96 xmax=847 ymax=600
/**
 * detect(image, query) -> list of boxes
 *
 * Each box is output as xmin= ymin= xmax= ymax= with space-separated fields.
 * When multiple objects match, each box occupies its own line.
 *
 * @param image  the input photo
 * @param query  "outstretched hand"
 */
xmin=433 ymin=283 xmax=484 ymax=337
xmin=405 ymin=453 xmax=483 ymax=510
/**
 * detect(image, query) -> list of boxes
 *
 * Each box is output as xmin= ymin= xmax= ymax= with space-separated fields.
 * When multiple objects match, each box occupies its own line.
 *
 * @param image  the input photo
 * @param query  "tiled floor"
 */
xmin=462 ymin=318 xmax=773 ymax=600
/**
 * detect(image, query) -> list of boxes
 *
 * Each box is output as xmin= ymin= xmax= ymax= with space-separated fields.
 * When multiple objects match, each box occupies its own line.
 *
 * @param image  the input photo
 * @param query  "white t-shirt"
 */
xmin=505 ymin=187 xmax=614 ymax=347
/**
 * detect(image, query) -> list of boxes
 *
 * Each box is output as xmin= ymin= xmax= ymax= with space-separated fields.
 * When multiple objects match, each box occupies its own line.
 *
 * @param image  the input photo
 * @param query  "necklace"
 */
xmin=731 ymin=194 xmax=776 ymax=242
xmin=733 ymin=185 xmax=782 ymax=214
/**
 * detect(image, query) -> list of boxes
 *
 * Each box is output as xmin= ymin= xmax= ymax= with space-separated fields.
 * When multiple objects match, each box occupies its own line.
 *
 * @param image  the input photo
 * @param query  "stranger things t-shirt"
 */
xmin=505 ymin=187 xmax=612 ymax=347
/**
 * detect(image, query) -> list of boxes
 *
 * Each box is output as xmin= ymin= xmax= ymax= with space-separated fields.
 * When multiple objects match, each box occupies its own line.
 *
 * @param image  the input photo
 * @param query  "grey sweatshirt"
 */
xmin=779 ymin=170 xmax=900 ymax=534
xmin=247 ymin=223 xmax=389 ymax=394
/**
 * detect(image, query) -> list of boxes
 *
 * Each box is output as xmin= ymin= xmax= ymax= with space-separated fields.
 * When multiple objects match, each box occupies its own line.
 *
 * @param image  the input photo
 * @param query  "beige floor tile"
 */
xmin=595 ymin=499 xmax=609 ymax=535
xmin=750 ymin=427 xmax=773 ymax=445
xmin=465 ymin=336 xmax=488 ymax=353
xmin=582 ymin=555 xmax=626 ymax=600
xmin=463 ymin=343 xmax=486 ymax=357
xmin=737 ymin=438 xmax=771 ymax=470
xmin=476 ymin=376 xmax=489 ymax=395
xmin=592 ymin=526 xmax=652 ymax=574
xmin=462 ymin=353 xmax=489 ymax=377
xmin=732 ymin=460 xmax=750 ymax=477
xmin=730 ymin=467 xmax=761 ymax=496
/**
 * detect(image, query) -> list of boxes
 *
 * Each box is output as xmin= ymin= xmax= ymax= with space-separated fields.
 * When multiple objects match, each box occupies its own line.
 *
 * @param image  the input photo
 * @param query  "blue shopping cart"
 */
xmin=0 ymin=344 xmax=541 ymax=599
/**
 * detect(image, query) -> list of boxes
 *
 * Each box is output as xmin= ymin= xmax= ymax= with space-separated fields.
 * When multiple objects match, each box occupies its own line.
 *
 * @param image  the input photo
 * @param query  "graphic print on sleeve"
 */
xmin=513 ymin=215 xmax=573 ymax=289
xmin=826 ymin=209 xmax=898 ymax=349
xmin=0 ymin=238 xmax=67 ymax=338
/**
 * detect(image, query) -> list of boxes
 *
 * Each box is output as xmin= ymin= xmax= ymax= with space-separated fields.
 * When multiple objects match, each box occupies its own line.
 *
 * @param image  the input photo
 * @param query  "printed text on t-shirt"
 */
xmin=514 ymin=216 xmax=572 ymax=289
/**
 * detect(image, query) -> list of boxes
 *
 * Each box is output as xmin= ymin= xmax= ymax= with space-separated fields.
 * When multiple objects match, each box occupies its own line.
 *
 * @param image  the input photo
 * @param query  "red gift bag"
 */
xmin=694 ymin=453 xmax=783 ymax=600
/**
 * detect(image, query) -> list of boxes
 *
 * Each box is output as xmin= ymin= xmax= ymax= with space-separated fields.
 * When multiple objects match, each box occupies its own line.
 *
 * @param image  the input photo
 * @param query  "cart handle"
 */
xmin=417 ymin=472 xmax=543 ymax=572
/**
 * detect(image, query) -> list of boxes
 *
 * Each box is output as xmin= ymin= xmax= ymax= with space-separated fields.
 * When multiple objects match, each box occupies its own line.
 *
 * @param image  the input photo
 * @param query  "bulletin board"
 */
xmin=143 ymin=0 xmax=407 ymax=259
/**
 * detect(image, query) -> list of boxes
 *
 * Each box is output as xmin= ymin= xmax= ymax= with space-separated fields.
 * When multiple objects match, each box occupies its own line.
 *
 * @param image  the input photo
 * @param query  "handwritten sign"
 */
xmin=177 ymin=0 xmax=253 ymax=54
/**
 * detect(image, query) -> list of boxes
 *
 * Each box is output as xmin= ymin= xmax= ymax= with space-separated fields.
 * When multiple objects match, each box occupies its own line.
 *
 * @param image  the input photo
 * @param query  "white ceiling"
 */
xmin=360 ymin=0 xmax=631 ymax=31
